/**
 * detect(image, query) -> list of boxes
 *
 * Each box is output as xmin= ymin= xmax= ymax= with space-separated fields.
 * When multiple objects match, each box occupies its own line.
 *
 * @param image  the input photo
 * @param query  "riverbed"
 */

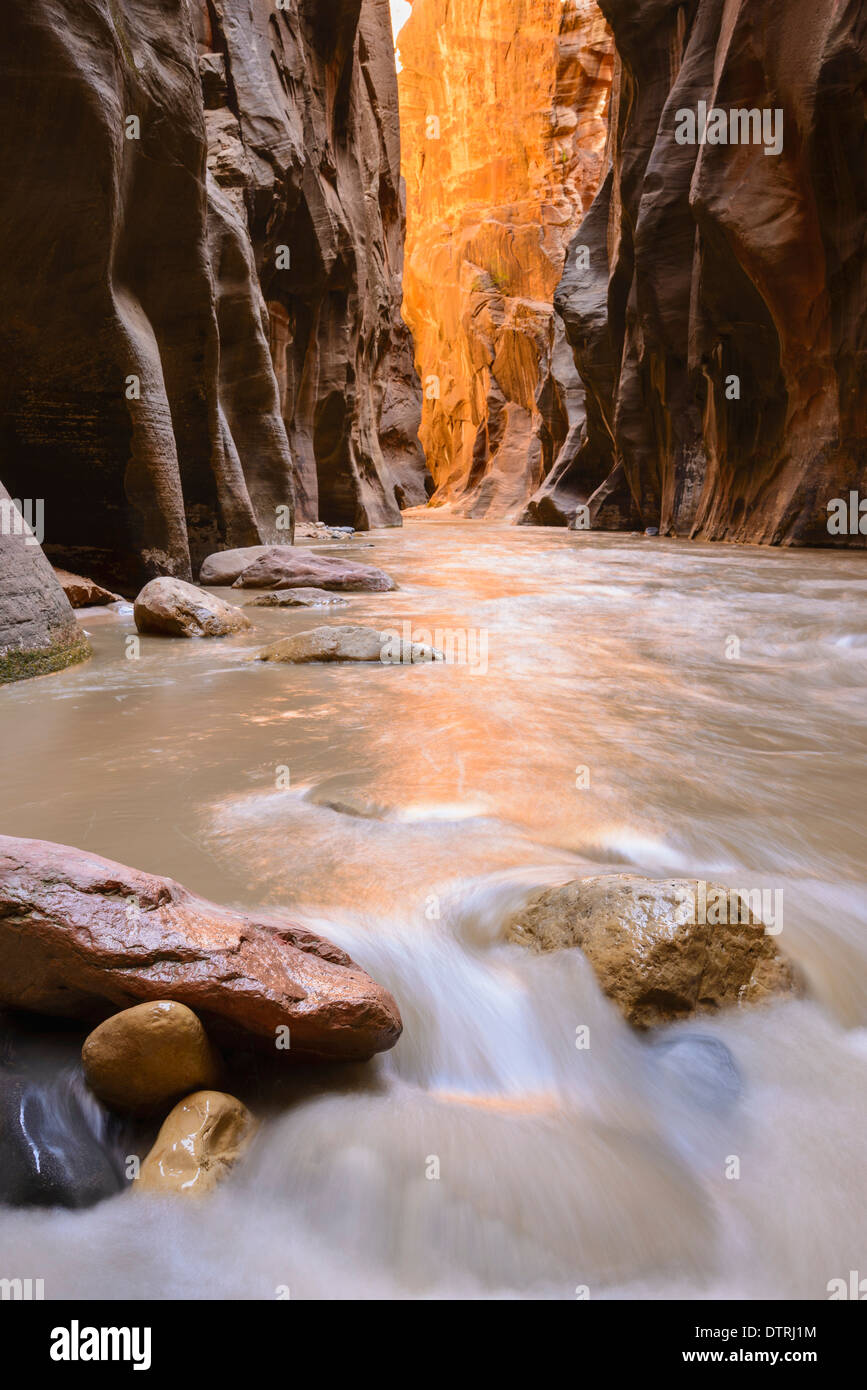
xmin=1 ymin=520 xmax=865 ymax=1298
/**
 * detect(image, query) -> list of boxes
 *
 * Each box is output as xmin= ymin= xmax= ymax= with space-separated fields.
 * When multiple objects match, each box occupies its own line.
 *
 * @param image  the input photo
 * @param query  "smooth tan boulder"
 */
xmin=258 ymin=625 xmax=442 ymax=664
xmin=0 ymin=836 xmax=402 ymax=1061
xmin=133 ymin=577 xmax=251 ymax=638
xmin=506 ymin=874 xmax=798 ymax=1029
xmin=137 ymin=1090 xmax=254 ymax=1196
xmin=82 ymin=1001 xmax=221 ymax=1114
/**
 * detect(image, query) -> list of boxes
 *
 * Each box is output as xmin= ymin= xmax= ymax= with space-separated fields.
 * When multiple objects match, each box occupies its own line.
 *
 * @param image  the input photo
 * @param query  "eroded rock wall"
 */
xmin=0 ymin=0 xmax=423 ymax=608
xmin=202 ymin=0 xmax=428 ymax=529
xmin=554 ymin=0 xmax=867 ymax=544
xmin=398 ymin=0 xmax=613 ymax=519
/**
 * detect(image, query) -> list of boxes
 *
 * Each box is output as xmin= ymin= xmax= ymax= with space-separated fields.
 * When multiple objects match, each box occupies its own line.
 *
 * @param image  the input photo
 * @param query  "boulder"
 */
xmin=133 ymin=578 xmax=251 ymax=638
xmin=0 ymin=483 xmax=90 ymax=684
xmin=0 ymin=1065 xmax=128 ymax=1209
xmin=53 ymin=569 xmax=122 ymax=608
xmin=137 ymin=1090 xmax=254 ymax=1196
xmin=199 ymin=545 xmax=395 ymax=592
xmin=258 ymin=625 xmax=442 ymax=664
xmin=506 ymin=874 xmax=797 ymax=1029
xmin=0 ymin=836 xmax=402 ymax=1061
xmin=82 ymin=1001 xmax=221 ymax=1114
xmin=244 ymin=588 xmax=351 ymax=609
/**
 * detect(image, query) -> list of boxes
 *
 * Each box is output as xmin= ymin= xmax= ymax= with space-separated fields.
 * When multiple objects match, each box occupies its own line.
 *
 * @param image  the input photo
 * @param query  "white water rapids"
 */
xmin=1 ymin=520 xmax=865 ymax=1298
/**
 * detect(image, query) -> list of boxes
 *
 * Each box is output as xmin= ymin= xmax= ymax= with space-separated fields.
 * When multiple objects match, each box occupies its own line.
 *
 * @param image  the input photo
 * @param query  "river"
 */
xmin=1 ymin=519 xmax=865 ymax=1298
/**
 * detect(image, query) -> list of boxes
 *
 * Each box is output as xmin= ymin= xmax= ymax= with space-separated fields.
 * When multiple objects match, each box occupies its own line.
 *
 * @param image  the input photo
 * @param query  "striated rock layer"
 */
xmin=398 ymin=0 xmax=613 ymax=519
xmin=0 ymin=0 xmax=425 ymax=610
xmin=552 ymin=0 xmax=867 ymax=544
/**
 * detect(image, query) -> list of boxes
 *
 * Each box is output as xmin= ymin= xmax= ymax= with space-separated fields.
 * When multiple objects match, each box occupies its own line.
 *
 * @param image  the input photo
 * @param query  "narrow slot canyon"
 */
xmin=0 ymin=0 xmax=865 ymax=1324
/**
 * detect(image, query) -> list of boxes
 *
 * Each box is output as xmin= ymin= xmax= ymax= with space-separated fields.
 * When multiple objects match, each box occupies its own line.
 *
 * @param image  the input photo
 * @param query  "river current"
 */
xmin=1 ymin=520 xmax=865 ymax=1298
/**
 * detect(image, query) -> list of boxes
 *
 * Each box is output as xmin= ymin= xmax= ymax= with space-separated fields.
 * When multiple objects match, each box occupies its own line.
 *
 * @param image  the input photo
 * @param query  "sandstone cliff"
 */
xmin=553 ymin=0 xmax=867 ymax=544
xmin=398 ymin=0 xmax=613 ymax=518
xmin=0 ymin=0 xmax=425 ymax=606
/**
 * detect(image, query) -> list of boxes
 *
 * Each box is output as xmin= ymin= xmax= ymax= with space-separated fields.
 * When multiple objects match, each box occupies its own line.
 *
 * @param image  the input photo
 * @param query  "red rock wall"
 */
xmin=553 ymin=0 xmax=867 ymax=544
xmin=399 ymin=0 xmax=614 ymax=519
xmin=0 ymin=0 xmax=425 ymax=597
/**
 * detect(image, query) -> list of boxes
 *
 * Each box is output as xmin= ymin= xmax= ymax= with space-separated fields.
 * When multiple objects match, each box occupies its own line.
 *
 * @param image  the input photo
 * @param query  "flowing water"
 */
xmin=1 ymin=519 xmax=866 ymax=1298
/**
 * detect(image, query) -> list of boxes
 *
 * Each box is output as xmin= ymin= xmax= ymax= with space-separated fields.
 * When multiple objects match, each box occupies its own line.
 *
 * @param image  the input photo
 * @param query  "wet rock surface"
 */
xmin=200 ymin=544 xmax=396 ymax=593
xmin=137 ymin=1090 xmax=254 ymax=1197
xmin=82 ymin=1002 xmax=222 ymax=1115
xmin=507 ymin=874 xmax=798 ymax=1028
xmin=0 ymin=836 xmax=403 ymax=1062
xmin=0 ymin=1021 xmax=129 ymax=1209
xmin=259 ymin=626 xmax=443 ymax=665
xmin=133 ymin=578 xmax=251 ymax=638
xmin=244 ymin=589 xmax=352 ymax=609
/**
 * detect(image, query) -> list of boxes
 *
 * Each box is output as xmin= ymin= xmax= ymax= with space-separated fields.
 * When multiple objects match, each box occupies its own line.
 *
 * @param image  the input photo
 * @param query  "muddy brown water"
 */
xmin=1 ymin=520 xmax=865 ymax=1297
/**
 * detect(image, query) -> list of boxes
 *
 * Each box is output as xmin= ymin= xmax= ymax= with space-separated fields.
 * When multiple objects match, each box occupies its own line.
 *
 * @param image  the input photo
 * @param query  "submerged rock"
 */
xmin=199 ymin=545 xmax=396 ymax=592
xmin=0 ymin=1062 xmax=127 ymax=1209
xmin=258 ymin=625 xmax=442 ymax=665
xmin=650 ymin=1033 xmax=742 ymax=1114
xmin=506 ymin=874 xmax=797 ymax=1029
xmin=137 ymin=1090 xmax=254 ymax=1197
xmin=133 ymin=577 xmax=251 ymax=638
xmin=0 ymin=835 xmax=402 ymax=1061
xmin=53 ymin=569 xmax=122 ymax=608
xmin=82 ymin=1001 xmax=221 ymax=1115
xmin=244 ymin=588 xmax=351 ymax=609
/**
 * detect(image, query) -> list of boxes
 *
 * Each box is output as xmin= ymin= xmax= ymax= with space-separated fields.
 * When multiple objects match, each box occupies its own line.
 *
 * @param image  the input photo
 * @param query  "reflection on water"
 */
xmin=1 ymin=521 xmax=866 ymax=1297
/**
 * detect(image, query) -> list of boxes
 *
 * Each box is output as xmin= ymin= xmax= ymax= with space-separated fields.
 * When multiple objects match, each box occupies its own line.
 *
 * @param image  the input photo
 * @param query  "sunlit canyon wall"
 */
xmin=398 ymin=0 xmax=614 ymax=520
xmin=401 ymin=0 xmax=867 ymax=544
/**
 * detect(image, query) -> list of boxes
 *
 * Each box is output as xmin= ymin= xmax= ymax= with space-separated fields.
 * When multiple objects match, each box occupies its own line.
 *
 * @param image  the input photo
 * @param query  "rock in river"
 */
xmin=244 ymin=588 xmax=351 ymax=609
xmin=133 ymin=577 xmax=251 ymax=638
xmin=0 ymin=836 xmax=402 ymax=1061
xmin=506 ymin=874 xmax=798 ymax=1029
xmin=53 ymin=569 xmax=122 ymax=608
xmin=259 ymin=625 xmax=442 ymax=664
xmin=137 ymin=1090 xmax=254 ymax=1197
xmin=199 ymin=545 xmax=396 ymax=592
xmin=82 ymin=1001 xmax=221 ymax=1114
xmin=0 ymin=1024 xmax=128 ymax=1210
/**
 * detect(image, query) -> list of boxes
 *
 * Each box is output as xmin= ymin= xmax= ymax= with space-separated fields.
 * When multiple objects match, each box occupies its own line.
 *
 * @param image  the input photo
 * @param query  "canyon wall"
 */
xmin=553 ymin=0 xmax=867 ymax=544
xmin=0 ymin=0 xmax=425 ymax=607
xmin=398 ymin=0 xmax=614 ymax=519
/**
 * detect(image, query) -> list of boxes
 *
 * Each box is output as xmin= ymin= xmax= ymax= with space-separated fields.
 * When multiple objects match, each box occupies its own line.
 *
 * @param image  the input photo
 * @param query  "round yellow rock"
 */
xmin=82 ymin=1000 xmax=221 ymax=1113
xmin=137 ymin=1090 xmax=254 ymax=1196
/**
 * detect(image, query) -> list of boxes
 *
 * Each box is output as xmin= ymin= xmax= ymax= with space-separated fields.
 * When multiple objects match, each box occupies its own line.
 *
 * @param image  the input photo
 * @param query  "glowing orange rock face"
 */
xmin=398 ymin=0 xmax=613 ymax=518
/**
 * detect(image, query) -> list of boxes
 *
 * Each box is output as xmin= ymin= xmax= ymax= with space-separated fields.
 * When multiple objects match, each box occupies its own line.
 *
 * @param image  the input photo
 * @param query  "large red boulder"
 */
xmin=0 ymin=836 xmax=401 ymax=1062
